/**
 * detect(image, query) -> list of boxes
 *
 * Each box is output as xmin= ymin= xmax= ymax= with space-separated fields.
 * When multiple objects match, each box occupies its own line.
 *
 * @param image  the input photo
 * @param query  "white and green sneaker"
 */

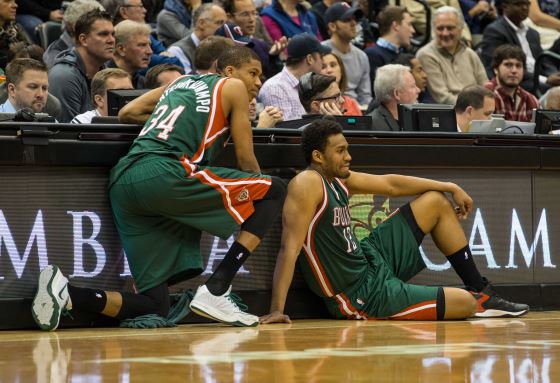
xmin=189 ymin=285 xmax=258 ymax=327
xmin=32 ymin=265 xmax=72 ymax=331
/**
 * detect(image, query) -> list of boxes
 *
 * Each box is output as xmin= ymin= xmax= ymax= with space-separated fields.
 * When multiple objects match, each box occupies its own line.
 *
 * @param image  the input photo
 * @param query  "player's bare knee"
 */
xmin=417 ymin=191 xmax=450 ymax=211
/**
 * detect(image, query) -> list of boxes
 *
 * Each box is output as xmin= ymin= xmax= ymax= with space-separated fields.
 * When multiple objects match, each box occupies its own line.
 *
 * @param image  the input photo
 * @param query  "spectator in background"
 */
xmin=143 ymin=0 xmax=164 ymax=25
xmin=259 ymin=33 xmax=330 ymax=121
xmin=48 ymin=10 xmax=115 ymax=122
xmin=298 ymin=71 xmax=345 ymax=115
xmin=368 ymin=64 xmax=420 ymax=131
xmin=459 ymin=0 xmax=496 ymax=36
xmin=322 ymin=3 xmax=371 ymax=105
xmin=108 ymin=20 xmax=153 ymax=89
xmin=485 ymin=44 xmax=539 ymax=122
xmin=71 ymin=68 xmax=133 ymax=123
xmin=223 ymin=0 xmax=272 ymax=44
xmin=221 ymin=0 xmax=287 ymax=78
xmin=455 ymin=84 xmax=495 ymax=132
xmin=145 ymin=63 xmax=184 ymax=88
xmin=0 ymin=41 xmax=61 ymax=118
xmin=249 ymin=97 xmax=284 ymax=127
xmin=43 ymin=0 xmax=105 ymax=69
xmin=399 ymin=0 xmax=473 ymax=44
xmin=321 ymin=52 xmax=362 ymax=115
xmin=417 ymin=6 xmax=487 ymax=105
xmin=168 ymin=4 xmax=227 ymax=73
xmin=480 ymin=0 xmax=560 ymax=90
xmin=193 ymin=35 xmax=234 ymax=74
xmin=215 ymin=22 xmax=286 ymax=80
xmin=0 ymin=0 xmax=30 ymax=69
xmin=260 ymin=0 xmax=320 ymax=41
xmin=223 ymin=0 xmax=263 ymax=39
xmin=524 ymin=0 xmax=560 ymax=50
xmin=15 ymin=0 xmax=63 ymax=43
xmin=157 ymin=0 xmax=202 ymax=46
xmin=0 ymin=58 xmax=49 ymax=113
xmin=365 ymin=6 xmax=415 ymax=87
xmin=100 ymin=0 xmax=183 ymax=73
xmin=8 ymin=41 xmax=43 ymax=62
xmin=393 ymin=53 xmax=435 ymax=103
xmin=310 ymin=0 xmax=340 ymax=40
xmin=543 ymin=86 xmax=560 ymax=109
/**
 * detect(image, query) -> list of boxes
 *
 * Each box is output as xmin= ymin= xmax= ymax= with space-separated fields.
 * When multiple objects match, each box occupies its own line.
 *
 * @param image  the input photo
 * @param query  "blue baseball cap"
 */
xmin=287 ymin=33 xmax=331 ymax=59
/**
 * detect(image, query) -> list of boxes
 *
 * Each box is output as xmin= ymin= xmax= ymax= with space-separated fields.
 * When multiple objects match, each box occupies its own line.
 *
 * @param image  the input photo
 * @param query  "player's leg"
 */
xmin=190 ymin=175 xmax=286 ymax=326
xmin=442 ymin=287 xmax=476 ymax=319
xmin=32 ymin=264 xmax=170 ymax=331
xmin=410 ymin=191 xmax=529 ymax=317
xmin=203 ymin=175 xmax=286 ymax=295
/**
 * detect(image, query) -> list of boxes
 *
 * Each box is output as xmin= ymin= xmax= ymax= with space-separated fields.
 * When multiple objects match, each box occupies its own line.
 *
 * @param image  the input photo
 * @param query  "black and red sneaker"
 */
xmin=469 ymin=282 xmax=529 ymax=318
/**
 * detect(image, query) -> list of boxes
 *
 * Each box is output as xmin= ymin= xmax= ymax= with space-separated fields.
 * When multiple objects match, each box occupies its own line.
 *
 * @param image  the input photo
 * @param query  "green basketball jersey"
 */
xmin=298 ymin=173 xmax=368 ymax=298
xmin=110 ymin=74 xmax=230 ymax=185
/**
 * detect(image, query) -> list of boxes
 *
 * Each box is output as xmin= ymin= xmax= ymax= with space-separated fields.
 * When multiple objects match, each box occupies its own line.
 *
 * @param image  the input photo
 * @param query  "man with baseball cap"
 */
xmin=259 ymin=33 xmax=331 ymax=121
xmin=322 ymin=3 xmax=372 ymax=105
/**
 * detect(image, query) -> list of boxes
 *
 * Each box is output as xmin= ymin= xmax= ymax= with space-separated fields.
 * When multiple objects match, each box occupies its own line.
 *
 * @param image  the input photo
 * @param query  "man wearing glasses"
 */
xmin=298 ymin=72 xmax=346 ymax=116
xmin=167 ymin=3 xmax=227 ymax=73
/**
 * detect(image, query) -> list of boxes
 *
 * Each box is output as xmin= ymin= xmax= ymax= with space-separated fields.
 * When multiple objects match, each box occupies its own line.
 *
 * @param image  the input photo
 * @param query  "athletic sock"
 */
xmin=205 ymin=241 xmax=251 ymax=296
xmin=446 ymin=245 xmax=486 ymax=291
xmin=68 ymin=285 xmax=107 ymax=313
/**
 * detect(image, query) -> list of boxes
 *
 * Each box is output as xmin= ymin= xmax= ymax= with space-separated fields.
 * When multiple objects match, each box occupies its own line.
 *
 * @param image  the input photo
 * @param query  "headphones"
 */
xmin=300 ymin=72 xmax=315 ymax=95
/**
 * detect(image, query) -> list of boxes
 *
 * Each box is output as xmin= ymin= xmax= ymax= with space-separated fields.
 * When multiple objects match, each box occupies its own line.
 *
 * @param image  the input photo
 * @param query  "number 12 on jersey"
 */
xmin=343 ymin=227 xmax=358 ymax=253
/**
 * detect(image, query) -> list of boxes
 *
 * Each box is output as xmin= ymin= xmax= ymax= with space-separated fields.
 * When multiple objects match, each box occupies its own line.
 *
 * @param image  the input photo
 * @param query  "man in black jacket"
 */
xmin=479 ymin=0 xmax=560 ymax=90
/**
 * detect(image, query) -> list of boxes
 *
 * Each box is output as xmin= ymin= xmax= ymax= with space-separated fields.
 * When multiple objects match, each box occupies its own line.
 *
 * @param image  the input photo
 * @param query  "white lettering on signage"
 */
xmin=507 ymin=209 xmax=555 ymax=269
xmin=0 ymin=209 xmax=47 ymax=279
xmin=67 ymin=211 xmax=106 ymax=278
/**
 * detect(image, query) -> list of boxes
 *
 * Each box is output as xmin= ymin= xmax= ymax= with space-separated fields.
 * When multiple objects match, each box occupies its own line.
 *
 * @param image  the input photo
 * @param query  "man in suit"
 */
xmin=479 ymin=0 xmax=560 ymax=90
xmin=167 ymin=3 xmax=227 ymax=73
xmin=368 ymin=64 xmax=420 ymax=131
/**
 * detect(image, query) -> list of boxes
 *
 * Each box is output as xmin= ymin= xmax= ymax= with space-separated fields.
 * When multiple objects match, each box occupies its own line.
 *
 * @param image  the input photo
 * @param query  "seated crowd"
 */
xmin=3 ymin=0 xmax=560 ymax=130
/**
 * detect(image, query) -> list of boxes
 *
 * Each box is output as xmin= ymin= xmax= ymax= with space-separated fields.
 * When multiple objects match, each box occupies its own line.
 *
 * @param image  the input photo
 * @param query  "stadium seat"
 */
xmin=36 ymin=22 xmax=63 ymax=51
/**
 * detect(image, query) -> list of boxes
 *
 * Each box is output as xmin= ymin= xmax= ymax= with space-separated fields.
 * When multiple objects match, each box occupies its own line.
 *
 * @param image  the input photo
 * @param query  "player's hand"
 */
xmin=260 ymin=311 xmax=292 ymax=324
xmin=451 ymin=184 xmax=473 ymax=219
xmin=257 ymin=106 xmax=283 ymax=128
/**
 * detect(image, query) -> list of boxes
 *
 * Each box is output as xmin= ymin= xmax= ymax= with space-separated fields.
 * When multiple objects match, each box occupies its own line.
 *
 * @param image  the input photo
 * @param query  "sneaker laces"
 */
xmin=226 ymin=293 xmax=249 ymax=313
xmin=61 ymin=308 xmax=74 ymax=320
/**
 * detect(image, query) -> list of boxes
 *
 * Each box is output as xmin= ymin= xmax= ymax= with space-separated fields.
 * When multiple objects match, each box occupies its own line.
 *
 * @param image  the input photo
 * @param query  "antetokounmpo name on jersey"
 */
xmin=164 ymin=78 xmax=212 ymax=112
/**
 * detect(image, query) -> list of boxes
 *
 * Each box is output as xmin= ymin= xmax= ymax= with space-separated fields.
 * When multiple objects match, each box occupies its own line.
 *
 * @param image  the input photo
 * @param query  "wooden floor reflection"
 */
xmin=1 ymin=312 xmax=559 ymax=382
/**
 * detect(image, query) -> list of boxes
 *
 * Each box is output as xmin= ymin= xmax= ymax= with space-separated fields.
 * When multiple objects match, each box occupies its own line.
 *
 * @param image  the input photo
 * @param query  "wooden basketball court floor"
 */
xmin=1 ymin=311 xmax=559 ymax=383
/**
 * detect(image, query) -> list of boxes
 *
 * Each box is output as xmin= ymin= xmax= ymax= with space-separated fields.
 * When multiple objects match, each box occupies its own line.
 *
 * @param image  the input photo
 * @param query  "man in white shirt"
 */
xmin=71 ymin=68 xmax=133 ymax=123
xmin=0 ymin=58 xmax=49 ymax=114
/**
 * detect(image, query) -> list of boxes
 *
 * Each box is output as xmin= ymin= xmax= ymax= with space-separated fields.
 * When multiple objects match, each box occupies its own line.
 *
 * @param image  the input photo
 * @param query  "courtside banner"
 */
xmin=0 ymin=166 xmax=558 ymax=298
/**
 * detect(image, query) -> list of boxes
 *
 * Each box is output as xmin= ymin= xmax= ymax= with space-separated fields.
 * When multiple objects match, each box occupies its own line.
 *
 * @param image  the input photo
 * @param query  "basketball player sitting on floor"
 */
xmin=261 ymin=119 xmax=529 ymax=323
xmin=32 ymin=46 xmax=286 ymax=331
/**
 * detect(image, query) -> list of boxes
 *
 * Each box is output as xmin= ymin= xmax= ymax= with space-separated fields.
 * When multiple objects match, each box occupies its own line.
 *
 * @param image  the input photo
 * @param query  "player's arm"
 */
xmin=221 ymin=78 xmax=260 ymax=173
xmin=118 ymin=86 xmax=166 ymax=125
xmin=260 ymin=171 xmax=323 ymax=324
xmin=345 ymin=172 xmax=473 ymax=218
